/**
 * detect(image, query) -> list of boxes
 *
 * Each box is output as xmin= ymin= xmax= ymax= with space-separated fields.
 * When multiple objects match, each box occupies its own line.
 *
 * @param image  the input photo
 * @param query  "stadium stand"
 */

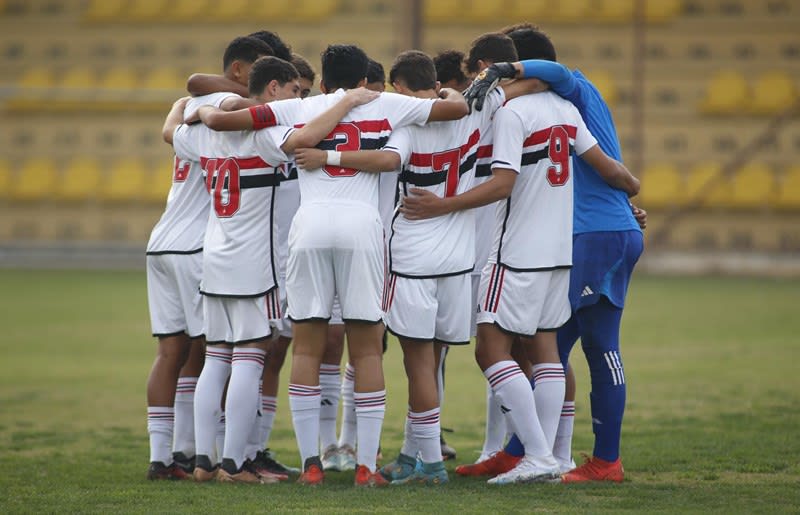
xmin=11 ymin=158 xmax=58 ymax=202
xmin=686 ymin=161 xmax=731 ymax=208
xmin=640 ymin=162 xmax=685 ymax=209
xmin=143 ymin=165 xmax=175 ymax=205
xmin=750 ymin=70 xmax=797 ymax=115
xmin=0 ymin=159 xmax=9 ymax=201
xmin=57 ymin=157 xmax=102 ymax=203
xmin=699 ymin=70 xmax=750 ymax=115
xmin=776 ymin=165 xmax=800 ymax=210
xmin=101 ymin=158 xmax=147 ymax=203
xmin=727 ymin=162 xmax=777 ymax=209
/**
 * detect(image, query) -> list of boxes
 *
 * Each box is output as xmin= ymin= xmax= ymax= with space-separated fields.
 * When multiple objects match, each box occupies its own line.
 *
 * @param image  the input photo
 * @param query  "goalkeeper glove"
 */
xmin=464 ymin=63 xmax=517 ymax=112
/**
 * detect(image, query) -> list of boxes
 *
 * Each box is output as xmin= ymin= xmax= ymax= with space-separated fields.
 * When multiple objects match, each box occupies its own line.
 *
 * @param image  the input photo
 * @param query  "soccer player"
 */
xmin=291 ymin=53 xmax=316 ymax=98
xmin=294 ymin=49 xmax=544 ymax=485
xmin=434 ymin=50 xmax=471 ymax=92
xmin=402 ymin=72 xmax=639 ymax=485
xmin=468 ymin=25 xmax=647 ymax=483
xmin=366 ymin=58 xmax=386 ymax=92
xmin=145 ymin=35 xmax=274 ymax=481
xmin=171 ymin=56 xmax=378 ymax=484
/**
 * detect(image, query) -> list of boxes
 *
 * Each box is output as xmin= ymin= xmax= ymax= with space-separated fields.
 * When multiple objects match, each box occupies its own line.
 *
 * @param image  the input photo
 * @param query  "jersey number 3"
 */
xmin=546 ymin=125 xmax=571 ymax=187
xmin=322 ymin=123 xmax=361 ymax=178
xmin=204 ymin=158 xmax=241 ymax=217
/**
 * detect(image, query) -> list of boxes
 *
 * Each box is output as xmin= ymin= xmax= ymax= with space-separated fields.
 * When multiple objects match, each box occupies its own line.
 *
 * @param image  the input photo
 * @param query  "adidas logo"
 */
xmin=580 ymin=285 xmax=594 ymax=297
xmin=500 ymin=405 xmax=511 ymax=414
xmin=476 ymin=304 xmax=481 ymax=313
xmin=320 ymin=399 xmax=333 ymax=406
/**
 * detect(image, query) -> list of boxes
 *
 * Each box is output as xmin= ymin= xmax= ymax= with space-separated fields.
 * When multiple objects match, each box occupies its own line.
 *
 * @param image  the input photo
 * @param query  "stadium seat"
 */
xmin=699 ymin=70 xmax=750 ymax=115
xmin=249 ymin=0 xmax=292 ymax=20
xmin=595 ymin=0 xmax=634 ymax=22
xmin=59 ymin=68 xmax=97 ymax=90
xmin=11 ymin=157 xmax=58 ymax=202
xmin=144 ymin=166 xmax=174 ymax=204
xmin=640 ymin=162 xmax=685 ymax=208
xmin=463 ymin=0 xmax=508 ymax=23
xmin=57 ymin=157 xmax=102 ymax=202
xmin=776 ymin=165 xmax=800 ymax=209
xmin=551 ymin=0 xmax=591 ymax=22
xmin=17 ymin=67 xmax=54 ymax=89
xmin=214 ymin=0 xmax=252 ymax=21
xmin=101 ymin=158 xmax=147 ymax=203
xmin=293 ymin=0 xmax=339 ymax=21
xmin=728 ymin=162 xmax=776 ymax=208
xmin=0 ymin=159 xmax=9 ymax=200
xmin=424 ymin=0 xmax=462 ymax=23
xmin=583 ymin=70 xmax=618 ymax=107
xmin=750 ymin=70 xmax=797 ymax=115
xmin=142 ymin=67 xmax=184 ymax=91
xmin=84 ymin=0 xmax=126 ymax=21
xmin=127 ymin=0 xmax=169 ymax=21
xmin=508 ymin=0 xmax=548 ymax=19
xmin=686 ymin=161 xmax=730 ymax=207
xmin=645 ymin=0 xmax=682 ymax=22
xmin=164 ymin=0 xmax=211 ymax=21
xmin=99 ymin=67 xmax=138 ymax=92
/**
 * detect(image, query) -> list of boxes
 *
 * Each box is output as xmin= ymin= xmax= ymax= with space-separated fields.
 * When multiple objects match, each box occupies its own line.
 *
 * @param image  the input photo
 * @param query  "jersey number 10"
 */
xmin=203 ymin=158 xmax=241 ymax=217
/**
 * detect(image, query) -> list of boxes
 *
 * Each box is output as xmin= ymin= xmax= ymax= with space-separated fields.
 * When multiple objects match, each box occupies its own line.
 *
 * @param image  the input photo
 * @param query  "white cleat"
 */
xmin=487 ymin=457 xmax=561 ymax=485
xmin=321 ymin=445 xmax=341 ymax=472
xmin=558 ymin=457 xmax=577 ymax=475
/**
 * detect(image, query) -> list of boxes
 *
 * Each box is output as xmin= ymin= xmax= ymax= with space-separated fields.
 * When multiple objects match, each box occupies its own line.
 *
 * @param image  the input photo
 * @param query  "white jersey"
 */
xmin=378 ymin=170 xmax=400 ymax=236
xmin=383 ymin=89 xmax=505 ymax=277
xmin=267 ymin=89 xmax=435 ymax=207
xmin=173 ymin=122 xmax=292 ymax=296
xmin=472 ymin=100 xmax=502 ymax=277
xmin=146 ymin=93 xmax=240 ymax=253
xmin=274 ymin=160 xmax=301 ymax=277
xmin=490 ymin=91 xmax=597 ymax=270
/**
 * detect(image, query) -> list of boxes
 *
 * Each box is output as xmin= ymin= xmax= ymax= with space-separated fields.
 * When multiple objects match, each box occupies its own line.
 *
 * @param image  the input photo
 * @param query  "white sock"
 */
xmin=243 ymin=384 xmax=265 ymax=462
xmin=223 ymin=348 xmax=266 ymax=470
xmin=337 ymin=363 xmax=356 ymax=449
xmin=481 ymin=383 xmax=506 ymax=458
xmin=553 ymin=401 xmax=575 ymax=467
xmin=399 ymin=411 xmax=417 ymax=457
xmin=319 ymin=363 xmax=341 ymax=451
xmin=484 ymin=360 xmax=557 ymax=469
xmin=437 ymin=345 xmax=447 ymax=408
xmin=193 ymin=346 xmax=231 ymax=463
xmin=173 ymin=376 xmax=197 ymax=458
xmin=215 ymin=413 xmax=225 ymax=465
xmin=410 ymin=407 xmax=441 ymax=464
xmin=259 ymin=395 xmax=277 ymax=449
xmin=531 ymin=363 xmax=566 ymax=451
xmin=147 ymin=406 xmax=174 ymax=465
xmin=289 ymin=383 xmax=321 ymax=469
xmin=354 ymin=389 xmax=386 ymax=472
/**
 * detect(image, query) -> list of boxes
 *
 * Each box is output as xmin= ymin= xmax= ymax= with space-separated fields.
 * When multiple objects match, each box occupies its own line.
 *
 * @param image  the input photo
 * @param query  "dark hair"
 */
xmin=223 ymin=36 xmax=275 ymax=71
xmin=321 ymin=44 xmax=369 ymax=91
xmin=434 ymin=50 xmax=468 ymax=86
xmin=503 ymin=25 xmax=557 ymax=62
xmin=389 ymin=50 xmax=437 ymax=91
xmin=291 ymin=53 xmax=316 ymax=83
xmin=366 ymin=59 xmax=386 ymax=84
xmin=248 ymin=56 xmax=299 ymax=96
xmin=465 ymin=32 xmax=518 ymax=74
xmin=248 ymin=30 xmax=292 ymax=62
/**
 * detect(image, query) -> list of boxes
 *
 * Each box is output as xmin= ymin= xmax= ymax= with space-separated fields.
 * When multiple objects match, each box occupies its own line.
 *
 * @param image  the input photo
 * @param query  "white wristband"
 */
xmin=326 ymin=151 xmax=342 ymax=166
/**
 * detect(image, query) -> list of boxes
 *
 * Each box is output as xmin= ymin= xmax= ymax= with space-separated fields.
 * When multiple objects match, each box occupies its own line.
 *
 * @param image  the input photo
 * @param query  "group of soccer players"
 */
xmin=144 ymin=23 xmax=646 ymax=487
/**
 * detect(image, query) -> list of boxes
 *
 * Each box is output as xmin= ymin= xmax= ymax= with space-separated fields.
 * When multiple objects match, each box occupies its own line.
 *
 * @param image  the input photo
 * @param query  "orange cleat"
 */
xmin=561 ymin=456 xmax=624 ymax=483
xmin=354 ymin=464 xmax=389 ymax=487
xmin=297 ymin=458 xmax=324 ymax=486
xmin=455 ymin=451 xmax=521 ymax=478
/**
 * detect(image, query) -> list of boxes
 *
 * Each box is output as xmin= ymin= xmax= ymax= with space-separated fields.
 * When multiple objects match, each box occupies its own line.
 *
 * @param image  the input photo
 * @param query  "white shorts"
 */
xmin=470 ymin=272 xmax=481 ymax=337
xmin=476 ymin=264 xmax=571 ymax=337
xmin=203 ymin=289 xmax=281 ymax=345
xmin=385 ymin=273 xmax=471 ymax=344
xmin=287 ymin=202 xmax=384 ymax=323
xmin=146 ymin=252 xmax=204 ymax=338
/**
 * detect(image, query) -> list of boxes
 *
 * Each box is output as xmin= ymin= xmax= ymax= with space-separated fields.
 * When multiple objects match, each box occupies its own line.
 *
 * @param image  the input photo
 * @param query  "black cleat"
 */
xmin=172 ymin=452 xmax=195 ymax=474
xmin=440 ymin=435 xmax=457 ymax=461
xmin=254 ymin=448 xmax=300 ymax=475
xmin=147 ymin=461 xmax=190 ymax=480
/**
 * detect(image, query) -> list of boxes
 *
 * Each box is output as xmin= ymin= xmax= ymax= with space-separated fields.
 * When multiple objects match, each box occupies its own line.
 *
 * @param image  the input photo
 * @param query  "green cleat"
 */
xmin=379 ymin=453 xmax=417 ymax=481
xmin=391 ymin=461 xmax=449 ymax=486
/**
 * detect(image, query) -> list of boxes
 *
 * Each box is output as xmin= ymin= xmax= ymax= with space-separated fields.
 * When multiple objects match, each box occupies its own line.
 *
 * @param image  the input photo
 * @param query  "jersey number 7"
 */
xmin=432 ymin=148 xmax=462 ymax=198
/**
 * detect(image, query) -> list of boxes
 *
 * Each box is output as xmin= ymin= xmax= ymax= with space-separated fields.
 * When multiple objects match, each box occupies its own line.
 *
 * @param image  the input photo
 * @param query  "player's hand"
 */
xmin=294 ymin=148 xmax=328 ymax=170
xmin=631 ymin=203 xmax=647 ymax=230
xmin=464 ymin=62 xmax=517 ymax=112
xmin=400 ymin=188 xmax=448 ymax=220
xmin=345 ymin=87 xmax=380 ymax=107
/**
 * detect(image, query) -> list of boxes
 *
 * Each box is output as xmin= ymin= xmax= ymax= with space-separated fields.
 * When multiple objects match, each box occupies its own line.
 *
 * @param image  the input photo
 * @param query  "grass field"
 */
xmin=1 ymin=269 xmax=799 ymax=513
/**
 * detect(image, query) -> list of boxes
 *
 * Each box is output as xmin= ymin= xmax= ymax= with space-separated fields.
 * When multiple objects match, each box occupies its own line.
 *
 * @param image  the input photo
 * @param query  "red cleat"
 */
xmin=354 ymin=464 xmax=389 ymax=487
xmin=455 ymin=451 xmax=521 ymax=478
xmin=561 ymin=456 xmax=624 ymax=483
xmin=297 ymin=463 xmax=324 ymax=486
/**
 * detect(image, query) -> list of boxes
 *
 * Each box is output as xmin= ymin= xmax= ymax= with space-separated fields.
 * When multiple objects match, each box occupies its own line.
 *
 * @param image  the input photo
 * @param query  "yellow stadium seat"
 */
xmin=215 ymin=0 xmax=252 ymax=21
xmin=84 ymin=0 xmax=126 ymax=21
xmin=18 ymin=68 xmax=54 ymax=89
xmin=102 ymin=158 xmax=147 ymax=202
xmin=686 ymin=161 xmax=730 ymax=207
xmin=508 ymin=0 xmax=549 ymax=20
xmin=249 ymin=0 xmax=291 ymax=19
xmin=11 ymin=158 xmax=58 ymax=202
xmin=776 ymin=165 xmax=800 ymax=209
xmin=0 ymin=159 xmax=9 ymax=200
xmin=127 ymin=0 xmax=168 ymax=21
xmin=728 ymin=162 xmax=776 ymax=208
xmin=750 ymin=70 xmax=797 ymax=115
xmin=99 ymin=68 xmax=138 ymax=91
xmin=59 ymin=68 xmax=97 ymax=90
xmin=57 ymin=157 xmax=102 ymax=202
xmin=463 ymin=0 xmax=508 ymax=23
xmin=596 ymin=0 xmax=634 ymax=22
xmin=640 ymin=162 xmax=684 ymax=208
xmin=164 ymin=0 xmax=211 ymax=21
xmin=551 ymin=0 xmax=591 ymax=22
xmin=144 ymin=165 xmax=174 ymax=204
xmin=291 ymin=0 xmax=338 ymax=21
xmin=583 ymin=70 xmax=618 ymax=107
xmin=699 ymin=70 xmax=750 ymax=115
xmin=645 ymin=0 xmax=682 ymax=23
xmin=142 ymin=67 xmax=184 ymax=91
xmin=424 ymin=0 xmax=462 ymax=23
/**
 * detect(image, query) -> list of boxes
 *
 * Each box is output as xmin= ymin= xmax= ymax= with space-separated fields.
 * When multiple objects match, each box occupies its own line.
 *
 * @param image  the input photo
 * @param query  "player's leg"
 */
xmin=319 ymin=313 xmax=345 ymax=470
xmin=193 ymin=337 xmax=232 ymax=480
xmin=172 ymin=337 xmax=204 ymax=473
xmin=523 ymin=330 xmax=565 ymax=454
xmin=435 ymin=342 xmax=456 ymax=461
xmin=555 ymin=317 xmax=580 ymax=473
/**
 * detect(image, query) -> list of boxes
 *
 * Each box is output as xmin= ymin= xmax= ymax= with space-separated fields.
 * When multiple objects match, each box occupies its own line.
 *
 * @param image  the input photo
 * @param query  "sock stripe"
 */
xmin=486 ymin=364 xmax=524 ymax=388
xmin=288 ymin=384 xmax=321 ymax=397
xmin=261 ymin=398 xmax=278 ymax=412
xmin=206 ymin=349 xmax=233 ymax=363
xmin=533 ymin=366 xmax=565 ymax=383
xmin=319 ymin=364 xmax=341 ymax=375
xmin=344 ymin=364 xmax=355 ymax=381
xmin=354 ymin=392 xmax=386 ymax=408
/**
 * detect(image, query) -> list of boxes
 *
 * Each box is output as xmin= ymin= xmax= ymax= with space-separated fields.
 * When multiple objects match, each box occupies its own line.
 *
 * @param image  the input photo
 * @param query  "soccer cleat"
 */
xmin=561 ymin=455 xmax=624 ymax=483
xmin=171 ymin=452 xmax=195 ymax=474
xmin=379 ymin=453 xmax=417 ymax=481
xmin=321 ymin=444 xmax=341 ymax=471
xmin=255 ymin=449 xmax=300 ymax=476
xmin=440 ymin=435 xmax=457 ymax=461
xmin=297 ymin=457 xmax=324 ymax=486
xmin=217 ymin=459 xmax=280 ymax=484
xmin=250 ymin=458 xmax=289 ymax=482
xmin=355 ymin=464 xmax=389 ymax=487
xmin=192 ymin=455 xmax=219 ymax=482
xmin=391 ymin=461 xmax=449 ymax=486
xmin=455 ymin=450 xmax=520 ymax=477
xmin=336 ymin=444 xmax=357 ymax=471
xmin=558 ymin=457 xmax=577 ymax=475
xmin=147 ymin=461 xmax=190 ymax=480
xmin=487 ymin=457 xmax=561 ymax=485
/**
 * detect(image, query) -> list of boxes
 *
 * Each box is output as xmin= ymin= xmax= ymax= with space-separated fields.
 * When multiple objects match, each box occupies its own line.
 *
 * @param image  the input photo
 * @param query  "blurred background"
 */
xmin=0 ymin=0 xmax=797 ymax=274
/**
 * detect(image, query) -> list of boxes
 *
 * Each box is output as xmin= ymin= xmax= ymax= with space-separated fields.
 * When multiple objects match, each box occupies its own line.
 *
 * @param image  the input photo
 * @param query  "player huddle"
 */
xmin=145 ymin=25 xmax=645 ymax=487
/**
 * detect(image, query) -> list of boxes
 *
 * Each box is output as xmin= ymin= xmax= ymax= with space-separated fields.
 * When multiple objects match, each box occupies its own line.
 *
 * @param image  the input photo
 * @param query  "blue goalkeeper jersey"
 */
xmin=520 ymin=62 xmax=640 ymax=235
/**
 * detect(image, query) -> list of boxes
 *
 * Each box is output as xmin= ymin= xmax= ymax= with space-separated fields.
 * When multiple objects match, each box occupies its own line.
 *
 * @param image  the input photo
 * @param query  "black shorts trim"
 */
xmin=434 ymin=338 xmax=471 ymax=346
xmin=483 ymin=321 xmax=537 ymax=339
xmin=205 ymin=334 xmax=271 ymax=345
xmin=205 ymin=340 xmax=233 ymax=346
xmin=497 ymin=263 xmax=573 ymax=273
xmin=388 ymin=327 xmax=470 ymax=346
xmin=390 ymin=267 xmax=473 ymax=280
xmin=289 ymin=316 xmax=332 ymax=323
xmin=188 ymin=333 xmax=206 ymax=340
xmin=200 ymin=286 xmax=275 ymax=299
xmin=146 ymin=248 xmax=203 ymax=256
xmin=537 ymin=326 xmax=564 ymax=333
xmin=342 ymin=317 xmax=384 ymax=325
xmin=152 ymin=330 xmax=187 ymax=338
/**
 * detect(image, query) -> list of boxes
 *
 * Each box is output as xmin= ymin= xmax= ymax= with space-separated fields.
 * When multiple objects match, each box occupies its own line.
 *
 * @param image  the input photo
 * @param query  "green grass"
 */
xmin=1 ymin=270 xmax=799 ymax=513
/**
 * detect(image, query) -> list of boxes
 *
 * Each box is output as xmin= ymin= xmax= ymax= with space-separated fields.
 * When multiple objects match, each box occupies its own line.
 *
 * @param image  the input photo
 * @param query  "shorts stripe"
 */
xmin=484 ymin=264 xmax=505 ymax=313
xmin=265 ymin=290 xmax=281 ymax=320
xmin=383 ymin=273 xmax=398 ymax=312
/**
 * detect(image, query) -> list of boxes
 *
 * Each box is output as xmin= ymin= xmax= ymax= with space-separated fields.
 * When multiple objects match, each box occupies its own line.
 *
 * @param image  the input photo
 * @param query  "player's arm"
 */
xmin=184 ymin=96 xmax=258 ymax=124
xmin=162 ymin=96 xmax=190 ymax=144
xmin=499 ymin=78 xmax=549 ymax=101
xmin=579 ymin=145 xmax=640 ymax=197
xmin=186 ymin=73 xmax=249 ymax=98
xmin=427 ymin=88 xmax=469 ymax=121
xmin=294 ymin=148 xmax=399 ymax=172
xmin=466 ymin=61 xmax=578 ymax=110
xmin=400 ymin=169 xmax=516 ymax=220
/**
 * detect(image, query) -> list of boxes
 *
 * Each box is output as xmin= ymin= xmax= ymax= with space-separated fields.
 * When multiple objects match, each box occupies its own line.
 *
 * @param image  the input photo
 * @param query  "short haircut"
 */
xmin=366 ymin=59 xmax=386 ymax=84
xmin=465 ymin=32 xmax=518 ymax=74
xmin=502 ymin=24 xmax=557 ymax=62
xmin=248 ymin=56 xmax=299 ymax=96
xmin=321 ymin=44 xmax=369 ymax=91
xmin=434 ymin=50 xmax=468 ymax=85
xmin=223 ymin=36 xmax=275 ymax=71
xmin=248 ymin=30 xmax=293 ymax=62
xmin=291 ymin=53 xmax=316 ymax=83
xmin=389 ymin=50 xmax=437 ymax=91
